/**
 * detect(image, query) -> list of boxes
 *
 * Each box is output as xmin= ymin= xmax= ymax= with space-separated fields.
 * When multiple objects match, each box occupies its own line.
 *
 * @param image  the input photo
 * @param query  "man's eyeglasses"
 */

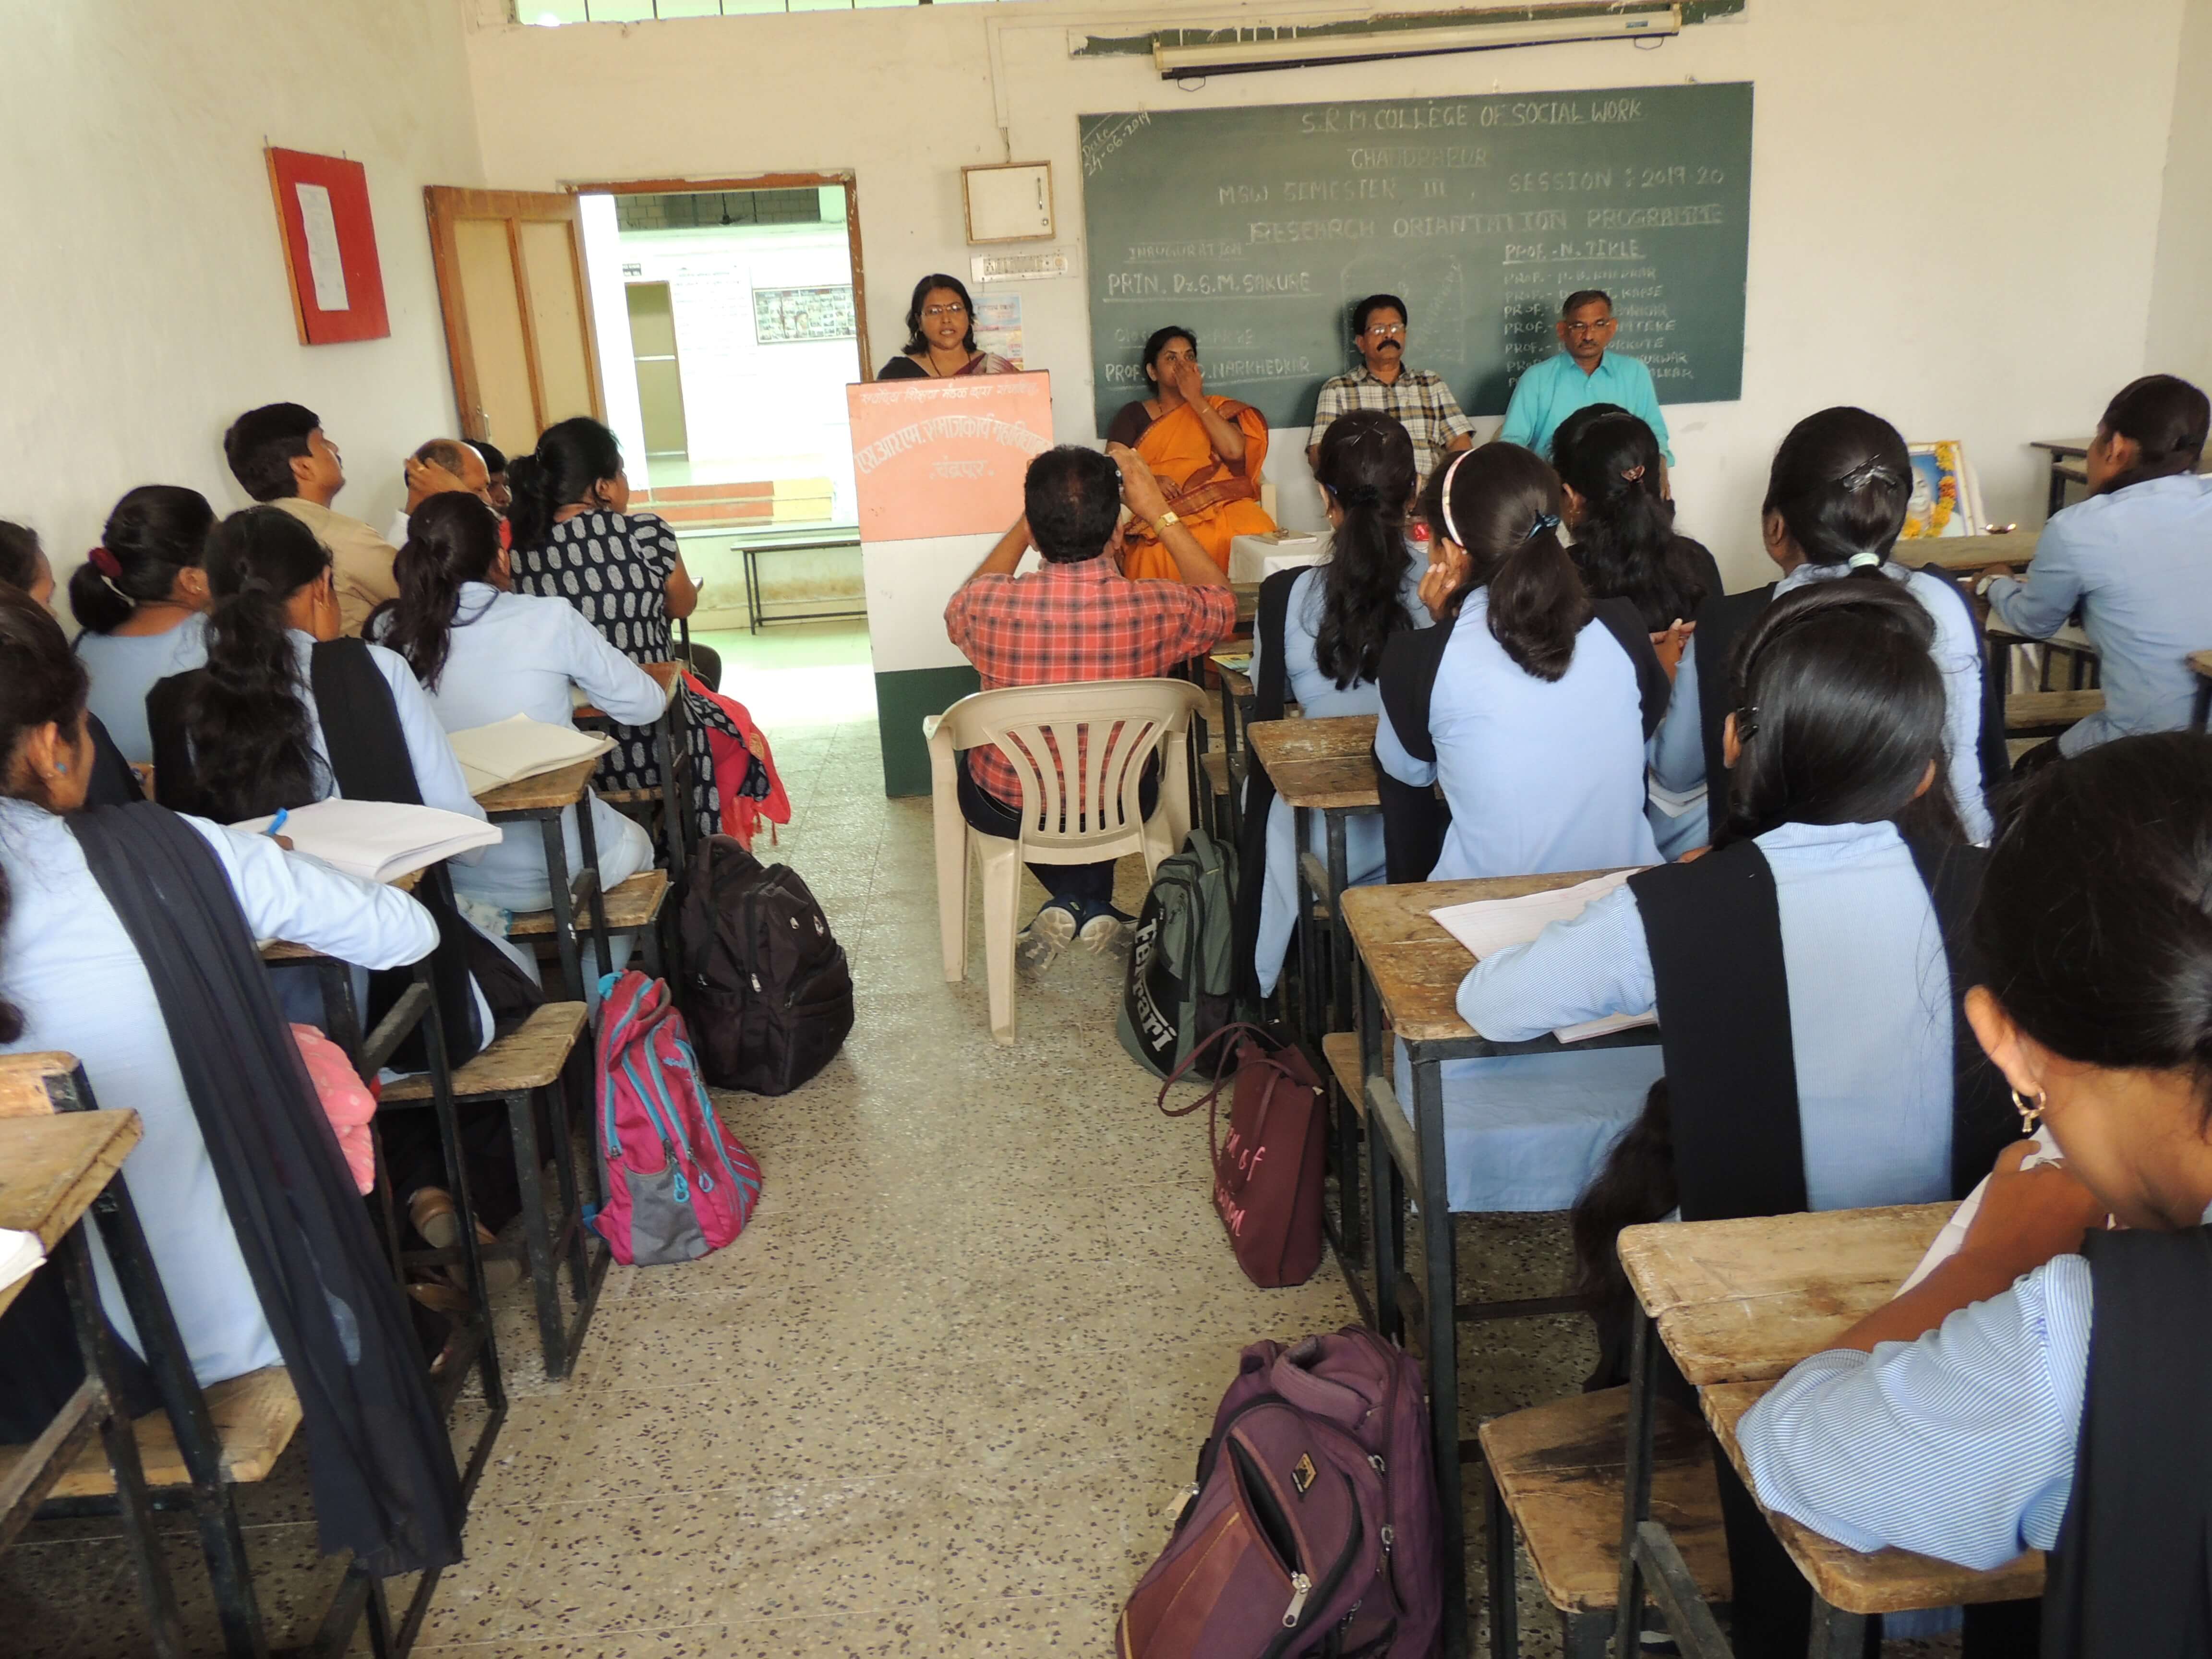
xmin=1364 ymin=324 xmax=1407 ymax=337
xmin=924 ymin=303 xmax=968 ymax=319
xmin=1563 ymin=320 xmax=1614 ymax=335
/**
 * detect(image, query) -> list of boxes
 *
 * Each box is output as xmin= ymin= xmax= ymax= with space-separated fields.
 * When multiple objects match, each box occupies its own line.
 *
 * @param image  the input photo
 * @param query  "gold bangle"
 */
xmin=1153 ymin=510 xmax=1181 ymax=530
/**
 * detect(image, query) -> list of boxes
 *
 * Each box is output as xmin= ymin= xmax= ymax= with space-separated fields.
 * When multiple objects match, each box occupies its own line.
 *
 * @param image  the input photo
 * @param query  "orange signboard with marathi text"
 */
xmin=845 ymin=373 xmax=1054 ymax=542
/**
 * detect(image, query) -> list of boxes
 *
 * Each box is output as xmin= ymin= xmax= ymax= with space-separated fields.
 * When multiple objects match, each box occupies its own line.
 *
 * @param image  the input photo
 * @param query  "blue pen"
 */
xmin=264 ymin=807 xmax=289 ymax=839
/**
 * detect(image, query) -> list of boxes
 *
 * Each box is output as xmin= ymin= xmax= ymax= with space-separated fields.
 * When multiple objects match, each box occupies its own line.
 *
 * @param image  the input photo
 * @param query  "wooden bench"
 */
xmin=1480 ymin=1387 xmax=1731 ymax=1659
xmin=0 ymin=1368 xmax=301 ymax=1499
xmin=509 ymin=869 xmax=673 ymax=979
xmin=384 ymin=1003 xmax=608 ymax=1381
xmin=2003 ymin=688 xmax=2104 ymax=737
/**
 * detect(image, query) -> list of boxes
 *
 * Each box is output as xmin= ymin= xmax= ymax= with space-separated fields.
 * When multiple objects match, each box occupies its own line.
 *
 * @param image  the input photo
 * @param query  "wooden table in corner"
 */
xmin=0 ymin=1096 xmax=193 ymax=1654
xmin=1340 ymin=869 xmax=1660 ymax=1659
xmin=1609 ymin=1204 xmax=2044 ymax=1658
xmin=1244 ymin=715 xmax=1379 ymax=1044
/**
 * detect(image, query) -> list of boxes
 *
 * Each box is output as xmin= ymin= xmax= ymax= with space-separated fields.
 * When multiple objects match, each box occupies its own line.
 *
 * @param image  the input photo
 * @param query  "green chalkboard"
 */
xmin=1078 ymin=82 xmax=1752 ymax=436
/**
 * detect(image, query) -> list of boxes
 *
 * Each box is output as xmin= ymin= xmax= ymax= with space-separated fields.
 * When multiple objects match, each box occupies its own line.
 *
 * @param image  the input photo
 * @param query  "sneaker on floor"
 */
xmin=1018 ymin=901 xmax=1080 ymax=976
xmin=1076 ymin=903 xmax=1134 ymax=959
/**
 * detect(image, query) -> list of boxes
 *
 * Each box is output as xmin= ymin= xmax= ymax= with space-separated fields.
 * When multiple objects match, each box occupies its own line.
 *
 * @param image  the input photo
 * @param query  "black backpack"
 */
xmin=677 ymin=834 xmax=854 ymax=1095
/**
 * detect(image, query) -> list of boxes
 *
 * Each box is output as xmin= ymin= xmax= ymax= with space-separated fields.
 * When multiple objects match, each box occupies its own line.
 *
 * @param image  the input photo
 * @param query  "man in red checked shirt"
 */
xmin=945 ymin=441 xmax=1236 ymax=973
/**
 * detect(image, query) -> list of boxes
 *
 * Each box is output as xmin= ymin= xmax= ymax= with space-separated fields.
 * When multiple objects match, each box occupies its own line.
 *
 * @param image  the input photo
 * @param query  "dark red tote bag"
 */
xmin=1157 ymin=1023 xmax=1327 ymax=1288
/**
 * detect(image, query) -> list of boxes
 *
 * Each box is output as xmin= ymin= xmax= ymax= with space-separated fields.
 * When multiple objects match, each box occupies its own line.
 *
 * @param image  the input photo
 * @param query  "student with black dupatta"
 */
xmin=1459 ymin=580 xmax=2020 ymax=1656
xmin=1739 ymin=731 xmax=2212 ymax=1659
xmin=0 ymin=588 xmax=461 ymax=1577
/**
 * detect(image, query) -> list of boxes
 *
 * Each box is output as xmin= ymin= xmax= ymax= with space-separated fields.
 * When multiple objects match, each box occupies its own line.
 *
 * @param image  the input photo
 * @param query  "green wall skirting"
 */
xmin=876 ymin=665 xmax=981 ymax=797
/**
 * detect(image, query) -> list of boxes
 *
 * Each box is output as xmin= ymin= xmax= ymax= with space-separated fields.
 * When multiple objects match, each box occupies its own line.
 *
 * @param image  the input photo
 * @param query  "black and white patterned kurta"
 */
xmin=510 ymin=509 xmax=733 ymax=842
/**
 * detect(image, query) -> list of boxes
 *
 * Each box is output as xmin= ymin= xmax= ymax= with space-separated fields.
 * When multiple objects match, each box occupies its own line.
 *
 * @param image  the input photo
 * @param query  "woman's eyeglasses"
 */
xmin=923 ymin=303 xmax=968 ymax=319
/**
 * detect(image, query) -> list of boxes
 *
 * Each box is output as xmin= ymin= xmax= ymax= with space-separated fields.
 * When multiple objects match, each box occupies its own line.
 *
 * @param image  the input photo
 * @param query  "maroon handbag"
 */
xmin=1158 ymin=1023 xmax=1327 ymax=1288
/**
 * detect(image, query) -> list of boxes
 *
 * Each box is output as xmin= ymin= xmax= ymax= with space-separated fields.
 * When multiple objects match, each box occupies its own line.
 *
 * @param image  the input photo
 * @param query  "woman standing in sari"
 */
xmin=1105 ymin=326 xmax=1276 ymax=580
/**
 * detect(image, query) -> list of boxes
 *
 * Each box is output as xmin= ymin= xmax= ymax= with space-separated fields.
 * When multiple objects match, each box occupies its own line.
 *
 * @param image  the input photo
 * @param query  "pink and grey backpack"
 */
xmin=592 ymin=969 xmax=762 ymax=1266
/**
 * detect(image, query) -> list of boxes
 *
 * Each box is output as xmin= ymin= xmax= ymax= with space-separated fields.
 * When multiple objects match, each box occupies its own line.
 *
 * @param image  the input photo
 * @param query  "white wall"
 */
xmin=466 ymin=0 xmax=2190 ymax=587
xmin=2149 ymin=0 xmax=2212 ymax=391
xmin=0 ymin=0 xmax=484 ymax=599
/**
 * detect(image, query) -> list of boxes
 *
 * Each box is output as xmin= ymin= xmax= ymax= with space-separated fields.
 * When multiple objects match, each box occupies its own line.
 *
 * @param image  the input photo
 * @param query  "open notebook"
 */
xmin=445 ymin=714 xmax=614 ymax=797
xmin=1428 ymin=870 xmax=1656 ymax=1045
xmin=231 ymin=799 xmax=502 ymax=884
xmin=0 ymin=1228 xmax=42 ymax=1299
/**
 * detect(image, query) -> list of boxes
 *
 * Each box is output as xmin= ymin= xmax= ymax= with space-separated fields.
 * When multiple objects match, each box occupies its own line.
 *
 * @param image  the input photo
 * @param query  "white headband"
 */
xmin=1436 ymin=447 xmax=1473 ymax=549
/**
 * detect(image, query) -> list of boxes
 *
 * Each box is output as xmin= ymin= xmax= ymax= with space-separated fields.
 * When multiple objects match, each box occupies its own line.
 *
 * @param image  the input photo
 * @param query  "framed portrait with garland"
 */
xmin=1899 ymin=441 xmax=1983 ymax=539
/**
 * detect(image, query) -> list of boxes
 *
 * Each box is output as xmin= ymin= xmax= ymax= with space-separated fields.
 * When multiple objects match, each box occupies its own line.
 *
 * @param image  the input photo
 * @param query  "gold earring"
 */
xmin=2012 ymin=1087 xmax=2046 ymax=1134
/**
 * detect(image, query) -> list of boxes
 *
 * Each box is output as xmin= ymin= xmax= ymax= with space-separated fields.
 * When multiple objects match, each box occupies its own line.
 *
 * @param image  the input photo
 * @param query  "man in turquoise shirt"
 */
xmin=1497 ymin=290 xmax=1674 ymax=467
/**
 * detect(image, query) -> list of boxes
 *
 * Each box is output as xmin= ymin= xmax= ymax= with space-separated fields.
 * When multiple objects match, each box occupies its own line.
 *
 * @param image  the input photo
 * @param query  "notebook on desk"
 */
xmin=231 ymin=799 xmax=502 ymax=884
xmin=1429 ymin=870 xmax=1657 ymax=1044
xmin=445 ymin=714 xmax=614 ymax=796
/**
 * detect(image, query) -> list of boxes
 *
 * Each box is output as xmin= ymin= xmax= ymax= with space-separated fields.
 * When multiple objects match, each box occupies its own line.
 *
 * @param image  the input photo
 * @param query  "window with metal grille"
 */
xmin=613 ymin=190 xmax=824 ymax=232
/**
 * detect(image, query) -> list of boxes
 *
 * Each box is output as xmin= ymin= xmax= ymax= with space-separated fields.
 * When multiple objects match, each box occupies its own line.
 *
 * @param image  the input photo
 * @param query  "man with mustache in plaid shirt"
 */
xmin=945 ymin=443 xmax=1236 ymax=972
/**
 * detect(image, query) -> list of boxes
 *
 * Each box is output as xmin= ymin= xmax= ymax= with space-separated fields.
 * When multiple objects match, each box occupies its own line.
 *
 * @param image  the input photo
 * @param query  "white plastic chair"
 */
xmin=926 ymin=678 xmax=1207 ymax=1044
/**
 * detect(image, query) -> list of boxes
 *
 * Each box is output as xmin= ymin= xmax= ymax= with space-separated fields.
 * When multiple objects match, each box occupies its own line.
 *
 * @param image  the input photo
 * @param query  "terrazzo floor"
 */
xmin=3 ymin=704 xmax=1960 ymax=1657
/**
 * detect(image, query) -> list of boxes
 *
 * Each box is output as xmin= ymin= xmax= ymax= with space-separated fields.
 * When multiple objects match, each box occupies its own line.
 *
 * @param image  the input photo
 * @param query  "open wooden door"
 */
xmin=423 ymin=188 xmax=604 ymax=456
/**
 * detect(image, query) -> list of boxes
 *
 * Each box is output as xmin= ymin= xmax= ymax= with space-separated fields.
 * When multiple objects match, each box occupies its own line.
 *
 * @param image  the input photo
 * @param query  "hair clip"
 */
xmin=1838 ymin=457 xmax=1891 ymax=492
xmin=1846 ymin=551 xmax=1884 ymax=569
xmin=1734 ymin=705 xmax=1759 ymax=739
xmin=1621 ymin=465 xmax=1646 ymax=483
xmin=1524 ymin=513 xmax=1561 ymax=542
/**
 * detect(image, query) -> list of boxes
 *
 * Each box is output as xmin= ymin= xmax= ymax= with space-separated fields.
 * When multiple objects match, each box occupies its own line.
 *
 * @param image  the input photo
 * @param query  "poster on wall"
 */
xmin=754 ymin=285 xmax=856 ymax=344
xmin=265 ymin=147 xmax=389 ymax=345
xmin=973 ymin=292 xmax=1023 ymax=369
xmin=846 ymin=373 xmax=1053 ymax=541
xmin=1899 ymin=441 xmax=1983 ymax=539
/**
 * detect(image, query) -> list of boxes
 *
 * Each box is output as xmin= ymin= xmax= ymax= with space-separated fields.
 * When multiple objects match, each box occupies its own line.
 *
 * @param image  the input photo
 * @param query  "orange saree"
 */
xmin=1121 ymin=397 xmax=1275 ymax=582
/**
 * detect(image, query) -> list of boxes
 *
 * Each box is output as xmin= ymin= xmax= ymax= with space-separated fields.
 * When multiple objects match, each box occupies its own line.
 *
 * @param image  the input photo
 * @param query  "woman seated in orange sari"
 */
xmin=1104 ymin=325 xmax=1276 ymax=580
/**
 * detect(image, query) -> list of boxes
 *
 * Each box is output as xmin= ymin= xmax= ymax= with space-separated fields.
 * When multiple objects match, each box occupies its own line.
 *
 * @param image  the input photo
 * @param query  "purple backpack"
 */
xmin=1118 ymin=1327 xmax=1443 ymax=1659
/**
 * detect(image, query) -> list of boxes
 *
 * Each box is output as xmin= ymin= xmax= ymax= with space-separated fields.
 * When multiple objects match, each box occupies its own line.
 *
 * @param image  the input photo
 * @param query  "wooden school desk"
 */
xmin=1244 ymin=714 xmax=1378 ymax=1044
xmin=2030 ymin=438 xmax=2093 ymax=518
xmin=1343 ymin=870 xmax=1659 ymax=1659
xmin=1613 ymin=1205 xmax=2044 ymax=1659
xmin=1918 ymin=530 xmax=2040 ymax=576
xmin=473 ymin=751 xmax=612 ymax=1005
xmin=576 ymin=658 xmax=692 ymax=876
xmin=0 ymin=1100 xmax=192 ymax=1656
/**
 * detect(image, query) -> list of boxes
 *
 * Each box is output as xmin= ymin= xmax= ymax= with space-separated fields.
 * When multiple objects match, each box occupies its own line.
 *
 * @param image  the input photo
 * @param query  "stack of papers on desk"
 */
xmin=0 ymin=1228 xmax=44 ymax=1298
xmin=446 ymin=715 xmax=614 ymax=796
xmin=1429 ymin=871 xmax=1656 ymax=1044
xmin=232 ymin=799 xmax=502 ymax=884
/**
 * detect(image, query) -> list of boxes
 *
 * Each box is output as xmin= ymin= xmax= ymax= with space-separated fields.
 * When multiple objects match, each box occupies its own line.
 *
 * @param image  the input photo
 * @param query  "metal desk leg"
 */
xmin=1411 ymin=1051 xmax=1468 ymax=1658
xmin=413 ymin=965 xmax=505 ymax=1421
xmin=1483 ymin=1458 xmax=1517 ymax=1659
xmin=1325 ymin=810 xmax=1353 ymax=1036
xmin=1293 ymin=805 xmax=1319 ymax=1046
xmin=91 ymin=1178 xmax=265 ymax=1659
xmin=1807 ymin=1598 xmax=1868 ymax=1659
xmin=2047 ymin=463 xmax=2068 ymax=521
xmin=1358 ymin=964 xmax=1401 ymax=1344
xmin=2194 ymin=677 xmax=2212 ymax=733
xmin=745 ymin=543 xmax=763 ymax=634
xmin=539 ymin=814 xmax=584 ymax=1005
xmin=1611 ymin=1311 xmax=1658 ymax=1659
xmin=57 ymin=1219 xmax=190 ymax=1659
xmin=575 ymin=791 xmax=612 ymax=986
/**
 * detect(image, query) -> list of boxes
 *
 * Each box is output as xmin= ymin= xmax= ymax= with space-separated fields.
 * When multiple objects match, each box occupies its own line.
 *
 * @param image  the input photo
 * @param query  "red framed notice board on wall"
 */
xmin=266 ymin=147 xmax=390 ymax=345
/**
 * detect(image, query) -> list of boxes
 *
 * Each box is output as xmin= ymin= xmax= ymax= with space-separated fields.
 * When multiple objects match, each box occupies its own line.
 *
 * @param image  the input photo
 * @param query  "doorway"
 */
xmin=573 ymin=171 xmax=871 ymax=698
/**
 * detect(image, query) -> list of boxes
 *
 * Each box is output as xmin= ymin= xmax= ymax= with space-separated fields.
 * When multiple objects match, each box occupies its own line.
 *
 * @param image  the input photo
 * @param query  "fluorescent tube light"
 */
xmin=1153 ymin=6 xmax=1681 ymax=77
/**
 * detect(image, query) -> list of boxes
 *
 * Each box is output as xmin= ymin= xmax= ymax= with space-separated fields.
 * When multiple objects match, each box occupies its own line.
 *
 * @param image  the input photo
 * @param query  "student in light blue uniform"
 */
xmin=1985 ymin=374 xmax=2212 ymax=766
xmin=1552 ymin=409 xmax=1721 ymax=856
xmin=1374 ymin=442 xmax=1662 ymax=885
xmin=68 ymin=485 xmax=214 ymax=767
xmin=1497 ymin=290 xmax=1673 ymax=469
xmin=1468 ymin=579 xmax=2010 ymax=1658
xmin=146 ymin=508 xmax=526 ymax=1041
xmin=370 ymin=493 xmax=665 ymax=920
xmin=1245 ymin=412 xmax=1429 ymax=997
xmin=1372 ymin=441 xmax=1670 ymax=1213
xmin=1737 ymin=733 xmax=2212 ymax=1655
xmin=0 ymin=600 xmax=437 ymax=1390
